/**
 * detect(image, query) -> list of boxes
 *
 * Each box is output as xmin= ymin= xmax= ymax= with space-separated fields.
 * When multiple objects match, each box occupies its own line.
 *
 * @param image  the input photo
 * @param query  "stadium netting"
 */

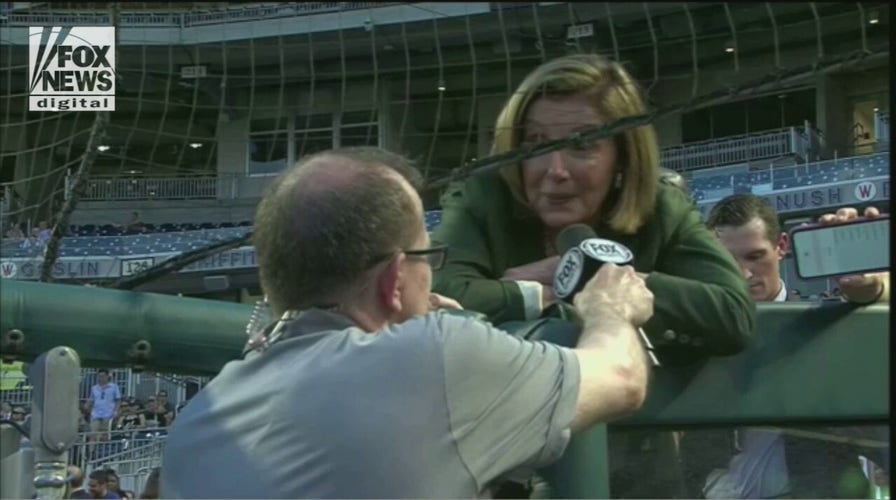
xmin=0 ymin=2 xmax=890 ymax=286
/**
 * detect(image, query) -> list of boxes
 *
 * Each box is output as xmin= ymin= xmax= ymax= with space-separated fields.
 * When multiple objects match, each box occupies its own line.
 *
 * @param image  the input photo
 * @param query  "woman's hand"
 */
xmin=502 ymin=256 xmax=561 ymax=286
xmin=429 ymin=293 xmax=463 ymax=311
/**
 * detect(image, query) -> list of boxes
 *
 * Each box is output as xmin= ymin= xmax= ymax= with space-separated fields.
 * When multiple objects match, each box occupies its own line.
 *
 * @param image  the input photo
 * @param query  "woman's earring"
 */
xmin=614 ymin=172 xmax=623 ymax=189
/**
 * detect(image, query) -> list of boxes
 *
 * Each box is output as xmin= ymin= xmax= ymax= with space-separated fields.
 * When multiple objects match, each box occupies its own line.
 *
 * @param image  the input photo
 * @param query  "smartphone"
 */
xmin=790 ymin=215 xmax=889 ymax=280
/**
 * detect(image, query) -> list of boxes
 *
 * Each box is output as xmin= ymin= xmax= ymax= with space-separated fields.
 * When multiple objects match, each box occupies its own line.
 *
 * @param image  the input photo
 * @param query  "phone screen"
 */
xmin=791 ymin=217 xmax=889 ymax=279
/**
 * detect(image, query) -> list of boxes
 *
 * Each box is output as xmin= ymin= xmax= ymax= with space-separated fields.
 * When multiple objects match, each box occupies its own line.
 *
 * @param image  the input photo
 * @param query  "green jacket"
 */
xmin=431 ymin=172 xmax=756 ymax=360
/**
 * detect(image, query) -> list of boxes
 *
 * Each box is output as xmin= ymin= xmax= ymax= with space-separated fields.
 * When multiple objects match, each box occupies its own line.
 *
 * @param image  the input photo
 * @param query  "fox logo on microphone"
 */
xmin=580 ymin=239 xmax=634 ymax=264
xmin=554 ymin=248 xmax=585 ymax=299
xmin=28 ymin=26 xmax=116 ymax=112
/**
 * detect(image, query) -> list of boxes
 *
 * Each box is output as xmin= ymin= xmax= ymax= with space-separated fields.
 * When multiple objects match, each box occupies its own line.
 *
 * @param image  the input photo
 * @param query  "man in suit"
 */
xmin=696 ymin=195 xmax=888 ymax=498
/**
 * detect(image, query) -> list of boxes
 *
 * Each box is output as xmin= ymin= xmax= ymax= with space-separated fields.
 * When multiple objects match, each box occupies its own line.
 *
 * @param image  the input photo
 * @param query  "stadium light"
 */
xmin=97 ymin=145 xmax=110 ymax=152
xmin=724 ymin=40 xmax=735 ymax=53
xmin=189 ymin=142 xmax=203 ymax=149
xmin=437 ymin=80 xmax=446 ymax=92
xmin=868 ymin=11 xmax=879 ymax=24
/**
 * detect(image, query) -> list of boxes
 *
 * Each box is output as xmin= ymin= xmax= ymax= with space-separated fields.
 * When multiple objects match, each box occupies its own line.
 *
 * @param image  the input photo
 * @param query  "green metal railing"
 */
xmin=0 ymin=279 xmax=889 ymax=497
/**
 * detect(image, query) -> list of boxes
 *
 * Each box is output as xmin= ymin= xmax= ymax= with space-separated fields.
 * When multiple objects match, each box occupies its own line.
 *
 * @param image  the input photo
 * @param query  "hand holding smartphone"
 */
xmin=790 ymin=214 xmax=889 ymax=280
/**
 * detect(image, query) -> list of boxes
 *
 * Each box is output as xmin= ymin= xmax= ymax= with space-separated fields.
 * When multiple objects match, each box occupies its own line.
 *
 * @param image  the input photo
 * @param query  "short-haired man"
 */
xmin=708 ymin=196 xmax=888 ymax=304
xmin=85 ymin=368 xmax=121 ymax=456
xmin=701 ymin=195 xmax=888 ymax=498
xmin=161 ymin=147 xmax=655 ymax=498
xmin=86 ymin=469 xmax=120 ymax=499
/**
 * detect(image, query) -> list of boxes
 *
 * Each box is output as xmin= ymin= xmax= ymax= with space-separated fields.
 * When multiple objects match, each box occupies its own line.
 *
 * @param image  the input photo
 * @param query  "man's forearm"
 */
xmin=577 ymin=311 xmax=649 ymax=388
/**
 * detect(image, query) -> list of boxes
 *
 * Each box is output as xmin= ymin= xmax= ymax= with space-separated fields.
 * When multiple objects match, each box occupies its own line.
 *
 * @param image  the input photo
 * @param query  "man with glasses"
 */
xmin=161 ymin=147 xmax=654 ymax=498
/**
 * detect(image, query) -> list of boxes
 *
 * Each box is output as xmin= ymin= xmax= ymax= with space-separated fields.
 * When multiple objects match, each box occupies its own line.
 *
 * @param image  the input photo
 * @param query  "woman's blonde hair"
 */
xmin=494 ymin=53 xmax=659 ymax=234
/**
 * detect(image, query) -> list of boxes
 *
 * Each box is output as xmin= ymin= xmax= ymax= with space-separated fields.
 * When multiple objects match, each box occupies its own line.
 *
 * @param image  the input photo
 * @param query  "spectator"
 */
xmin=788 ymin=289 xmax=802 ymax=301
xmin=139 ymin=468 xmax=160 ymax=500
xmin=105 ymin=469 xmax=134 ymax=500
xmin=68 ymin=465 xmax=90 ymax=499
xmin=85 ymin=369 xmax=121 ymax=455
xmin=5 ymin=222 xmax=23 ymax=241
xmin=154 ymin=390 xmax=174 ymax=414
xmin=125 ymin=212 xmax=145 ymax=233
xmin=141 ymin=397 xmax=155 ymax=422
xmin=696 ymin=196 xmax=889 ymax=498
xmin=36 ymin=220 xmax=52 ymax=245
xmin=113 ymin=400 xmax=145 ymax=431
xmin=86 ymin=469 xmax=120 ymax=499
xmin=142 ymin=397 xmax=167 ymax=428
xmin=10 ymin=405 xmax=26 ymax=424
xmin=698 ymin=194 xmax=797 ymax=498
xmin=20 ymin=227 xmax=41 ymax=249
xmin=160 ymin=146 xmax=653 ymax=498
xmin=0 ymin=401 xmax=11 ymax=420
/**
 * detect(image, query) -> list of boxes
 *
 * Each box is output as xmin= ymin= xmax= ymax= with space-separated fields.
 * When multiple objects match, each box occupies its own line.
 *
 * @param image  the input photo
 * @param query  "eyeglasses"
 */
xmin=404 ymin=244 xmax=448 ymax=270
xmin=367 ymin=244 xmax=449 ymax=271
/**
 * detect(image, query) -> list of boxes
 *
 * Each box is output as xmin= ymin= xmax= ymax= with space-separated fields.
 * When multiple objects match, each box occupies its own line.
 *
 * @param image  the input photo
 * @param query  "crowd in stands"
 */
xmin=65 ymin=464 xmax=160 ymax=499
xmin=0 ymin=401 xmax=30 ymax=434
xmin=4 ymin=220 xmax=53 ymax=250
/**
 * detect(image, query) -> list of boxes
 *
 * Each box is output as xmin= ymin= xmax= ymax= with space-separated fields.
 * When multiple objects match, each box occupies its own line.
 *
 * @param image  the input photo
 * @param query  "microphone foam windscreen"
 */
xmin=556 ymin=224 xmax=598 ymax=254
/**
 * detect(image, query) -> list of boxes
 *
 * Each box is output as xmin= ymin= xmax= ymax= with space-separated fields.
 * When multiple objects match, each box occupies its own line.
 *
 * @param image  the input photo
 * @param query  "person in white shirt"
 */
xmin=701 ymin=195 xmax=888 ymax=498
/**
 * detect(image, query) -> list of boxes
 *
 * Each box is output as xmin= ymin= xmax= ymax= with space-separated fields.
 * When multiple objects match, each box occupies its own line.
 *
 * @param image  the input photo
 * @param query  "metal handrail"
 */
xmin=77 ymin=176 xmax=219 ymax=201
xmin=683 ymin=151 xmax=889 ymax=192
xmin=660 ymin=127 xmax=812 ymax=172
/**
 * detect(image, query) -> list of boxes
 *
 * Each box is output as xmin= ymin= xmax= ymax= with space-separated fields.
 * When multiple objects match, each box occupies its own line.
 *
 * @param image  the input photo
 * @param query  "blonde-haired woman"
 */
xmin=432 ymin=53 xmax=755 ymax=361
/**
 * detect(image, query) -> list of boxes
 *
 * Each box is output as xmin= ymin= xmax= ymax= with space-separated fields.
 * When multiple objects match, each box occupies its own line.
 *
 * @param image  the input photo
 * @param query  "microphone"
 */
xmin=553 ymin=224 xmax=660 ymax=367
xmin=29 ymin=347 xmax=81 ymax=500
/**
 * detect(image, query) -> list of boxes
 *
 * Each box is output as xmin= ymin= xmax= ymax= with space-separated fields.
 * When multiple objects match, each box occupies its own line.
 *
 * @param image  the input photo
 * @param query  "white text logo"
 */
xmin=28 ymin=26 xmax=116 ymax=112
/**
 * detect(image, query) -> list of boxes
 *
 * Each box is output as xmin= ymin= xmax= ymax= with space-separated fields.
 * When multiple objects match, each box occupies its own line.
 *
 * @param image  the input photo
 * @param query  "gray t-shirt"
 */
xmin=160 ymin=309 xmax=579 ymax=498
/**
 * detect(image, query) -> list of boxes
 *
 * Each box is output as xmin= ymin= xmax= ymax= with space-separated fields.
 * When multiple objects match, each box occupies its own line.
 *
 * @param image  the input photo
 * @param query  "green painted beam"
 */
xmin=0 ymin=280 xmax=251 ymax=376
xmin=1 ymin=279 xmax=889 ymax=423
xmin=2 ymin=279 xmax=889 ymax=500
xmin=624 ymin=301 xmax=890 ymax=426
